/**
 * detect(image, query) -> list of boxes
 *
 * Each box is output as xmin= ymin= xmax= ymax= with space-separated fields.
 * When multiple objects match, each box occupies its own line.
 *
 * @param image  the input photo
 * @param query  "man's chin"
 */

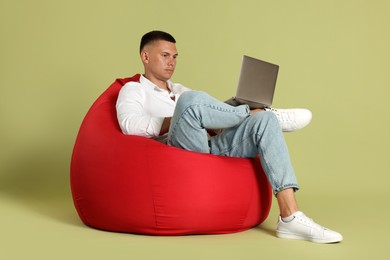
xmin=164 ymin=72 xmax=174 ymax=80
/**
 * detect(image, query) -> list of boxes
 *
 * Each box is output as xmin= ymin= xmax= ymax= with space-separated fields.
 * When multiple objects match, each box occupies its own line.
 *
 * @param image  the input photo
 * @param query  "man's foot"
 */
xmin=265 ymin=107 xmax=312 ymax=132
xmin=276 ymin=211 xmax=343 ymax=243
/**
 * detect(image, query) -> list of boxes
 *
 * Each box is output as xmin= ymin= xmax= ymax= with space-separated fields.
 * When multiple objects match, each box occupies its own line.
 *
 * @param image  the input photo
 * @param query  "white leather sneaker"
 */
xmin=276 ymin=211 xmax=343 ymax=243
xmin=265 ymin=107 xmax=312 ymax=132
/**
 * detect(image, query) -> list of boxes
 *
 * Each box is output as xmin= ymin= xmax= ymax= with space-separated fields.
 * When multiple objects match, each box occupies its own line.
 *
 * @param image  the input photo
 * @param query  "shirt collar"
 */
xmin=140 ymin=74 xmax=173 ymax=93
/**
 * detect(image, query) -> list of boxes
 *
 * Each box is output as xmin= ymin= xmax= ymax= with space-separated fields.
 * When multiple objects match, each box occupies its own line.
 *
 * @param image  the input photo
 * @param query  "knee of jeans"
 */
xmin=178 ymin=91 xmax=207 ymax=104
xmin=264 ymin=111 xmax=278 ymax=122
xmin=251 ymin=111 xmax=279 ymax=127
xmin=176 ymin=91 xmax=208 ymax=112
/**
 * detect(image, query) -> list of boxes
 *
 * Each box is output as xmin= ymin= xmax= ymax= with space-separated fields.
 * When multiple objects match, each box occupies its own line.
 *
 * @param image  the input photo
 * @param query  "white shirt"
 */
xmin=116 ymin=75 xmax=191 ymax=138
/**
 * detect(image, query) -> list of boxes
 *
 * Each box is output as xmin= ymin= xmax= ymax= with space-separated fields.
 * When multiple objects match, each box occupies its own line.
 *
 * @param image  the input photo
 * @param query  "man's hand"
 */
xmin=207 ymin=128 xmax=222 ymax=136
xmin=250 ymin=108 xmax=264 ymax=115
xmin=159 ymin=117 xmax=172 ymax=135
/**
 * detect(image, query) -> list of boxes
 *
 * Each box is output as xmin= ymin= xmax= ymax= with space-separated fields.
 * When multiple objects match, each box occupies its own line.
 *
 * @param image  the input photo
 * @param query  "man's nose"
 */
xmin=168 ymin=58 xmax=175 ymax=66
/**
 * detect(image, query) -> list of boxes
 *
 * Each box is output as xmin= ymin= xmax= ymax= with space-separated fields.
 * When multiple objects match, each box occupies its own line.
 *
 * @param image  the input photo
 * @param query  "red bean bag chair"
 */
xmin=70 ymin=74 xmax=273 ymax=235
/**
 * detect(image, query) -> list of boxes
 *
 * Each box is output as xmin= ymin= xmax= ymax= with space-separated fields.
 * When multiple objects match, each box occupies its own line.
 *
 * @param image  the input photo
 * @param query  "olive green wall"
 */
xmin=1 ymin=0 xmax=389 ymax=259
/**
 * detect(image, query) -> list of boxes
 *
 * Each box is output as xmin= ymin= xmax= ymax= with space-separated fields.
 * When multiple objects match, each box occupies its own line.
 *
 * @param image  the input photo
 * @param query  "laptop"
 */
xmin=225 ymin=55 xmax=279 ymax=109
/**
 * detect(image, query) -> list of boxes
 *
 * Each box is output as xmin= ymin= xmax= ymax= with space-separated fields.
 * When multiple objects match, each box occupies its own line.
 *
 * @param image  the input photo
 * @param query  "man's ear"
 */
xmin=141 ymin=51 xmax=149 ymax=64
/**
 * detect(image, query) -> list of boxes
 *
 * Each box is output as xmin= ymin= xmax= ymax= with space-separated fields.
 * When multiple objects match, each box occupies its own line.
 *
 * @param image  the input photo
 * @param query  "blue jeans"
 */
xmin=168 ymin=91 xmax=299 ymax=195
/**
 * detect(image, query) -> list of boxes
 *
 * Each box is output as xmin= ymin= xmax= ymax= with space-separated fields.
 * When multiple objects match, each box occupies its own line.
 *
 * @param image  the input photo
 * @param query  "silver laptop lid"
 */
xmin=235 ymin=55 xmax=279 ymax=108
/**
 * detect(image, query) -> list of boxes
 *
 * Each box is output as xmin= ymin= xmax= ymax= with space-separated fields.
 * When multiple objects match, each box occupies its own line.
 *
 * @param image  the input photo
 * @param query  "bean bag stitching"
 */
xmin=144 ymin=120 xmax=160 ymax=233
xmin=240 ymin=169 xmax=257 ymax=231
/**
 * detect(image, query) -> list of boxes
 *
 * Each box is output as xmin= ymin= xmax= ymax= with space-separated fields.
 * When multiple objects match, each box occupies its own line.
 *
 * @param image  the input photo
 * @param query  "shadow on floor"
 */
xmin=0 ymin=144 xmax=83 ymax=227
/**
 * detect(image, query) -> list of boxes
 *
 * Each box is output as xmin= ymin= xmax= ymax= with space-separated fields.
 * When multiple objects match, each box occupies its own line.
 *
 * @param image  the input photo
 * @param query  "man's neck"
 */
xmin=143 ymin=73 xmax=169 ymax=91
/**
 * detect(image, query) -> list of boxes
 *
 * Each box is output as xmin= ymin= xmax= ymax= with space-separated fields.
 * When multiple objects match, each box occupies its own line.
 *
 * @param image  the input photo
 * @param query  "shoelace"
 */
xmin=265 ymin=107 xmax=294 ymax=123
xmin=296 ymin=214 xmax=327 ymax=231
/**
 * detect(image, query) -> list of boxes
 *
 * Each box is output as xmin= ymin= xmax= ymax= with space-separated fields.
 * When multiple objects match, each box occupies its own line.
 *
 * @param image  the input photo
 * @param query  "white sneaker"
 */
xmin=265 ymin=107 xmax=312 ymax=132
xmin=276 ymin=211 xmax=343 ymax=243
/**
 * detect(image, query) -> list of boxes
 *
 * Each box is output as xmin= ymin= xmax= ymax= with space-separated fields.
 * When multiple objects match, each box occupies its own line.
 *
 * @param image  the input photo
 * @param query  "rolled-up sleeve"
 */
xmin=116 ymin=84 xmax=164 ymax=137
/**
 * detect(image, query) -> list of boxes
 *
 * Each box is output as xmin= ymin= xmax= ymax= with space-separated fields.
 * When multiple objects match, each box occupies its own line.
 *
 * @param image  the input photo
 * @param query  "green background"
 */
xmin=1 ymin=0 xmax=389 ymax=259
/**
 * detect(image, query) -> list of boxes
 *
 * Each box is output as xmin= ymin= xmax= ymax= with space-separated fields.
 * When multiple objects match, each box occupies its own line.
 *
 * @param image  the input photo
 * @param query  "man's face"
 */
xmin=142 ymin=40 xmax=178 ymax=82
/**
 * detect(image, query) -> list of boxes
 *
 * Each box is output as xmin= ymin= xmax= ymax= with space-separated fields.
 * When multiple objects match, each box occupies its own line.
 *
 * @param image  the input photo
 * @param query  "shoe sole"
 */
xmin=276 ymin=231 xmax=343 ymax=244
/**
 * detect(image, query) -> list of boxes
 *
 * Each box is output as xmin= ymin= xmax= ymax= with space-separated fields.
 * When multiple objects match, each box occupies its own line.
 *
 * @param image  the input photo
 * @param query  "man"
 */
xmin=116 ymin=30 xmax=343 ymax=243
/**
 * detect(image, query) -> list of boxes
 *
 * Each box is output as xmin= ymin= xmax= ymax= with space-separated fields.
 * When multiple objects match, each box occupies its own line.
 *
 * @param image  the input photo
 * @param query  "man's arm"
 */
xmin=162 ymin=106 xmax=259 ymax=137
xmin=117 ymin=84 xmax=166 ymax=137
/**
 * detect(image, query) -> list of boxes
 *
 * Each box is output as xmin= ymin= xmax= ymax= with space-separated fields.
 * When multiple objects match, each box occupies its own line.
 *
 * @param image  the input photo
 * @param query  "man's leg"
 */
xmin=168 ymin=91 xmax=250 ymax=152
xmin=210 ymin=111 xmax=342 ymax=243
xmin=169 ymin=91 xmax=299 ymax=194
xmin=276 ymin=188 xmax=299 ymax=218
xmin=168 ymin=91 xmax=342 ymax=243
xmin=209 ymin=111 xmax=300 ymax=194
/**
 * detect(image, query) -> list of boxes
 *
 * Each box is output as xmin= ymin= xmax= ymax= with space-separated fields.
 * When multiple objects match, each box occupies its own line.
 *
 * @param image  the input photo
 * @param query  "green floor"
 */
xmin=1 ymin=182 xmax=386 ymax=260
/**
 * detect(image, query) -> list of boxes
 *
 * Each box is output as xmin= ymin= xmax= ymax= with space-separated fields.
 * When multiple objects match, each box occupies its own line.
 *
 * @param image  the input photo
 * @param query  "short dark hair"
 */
xmin=140 ymin=30 xmax=176 ymax=53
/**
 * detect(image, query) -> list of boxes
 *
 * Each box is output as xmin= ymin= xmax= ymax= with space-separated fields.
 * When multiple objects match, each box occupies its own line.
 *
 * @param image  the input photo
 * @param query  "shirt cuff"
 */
xmin=146 ymin=117 xmax=165 ymax=136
